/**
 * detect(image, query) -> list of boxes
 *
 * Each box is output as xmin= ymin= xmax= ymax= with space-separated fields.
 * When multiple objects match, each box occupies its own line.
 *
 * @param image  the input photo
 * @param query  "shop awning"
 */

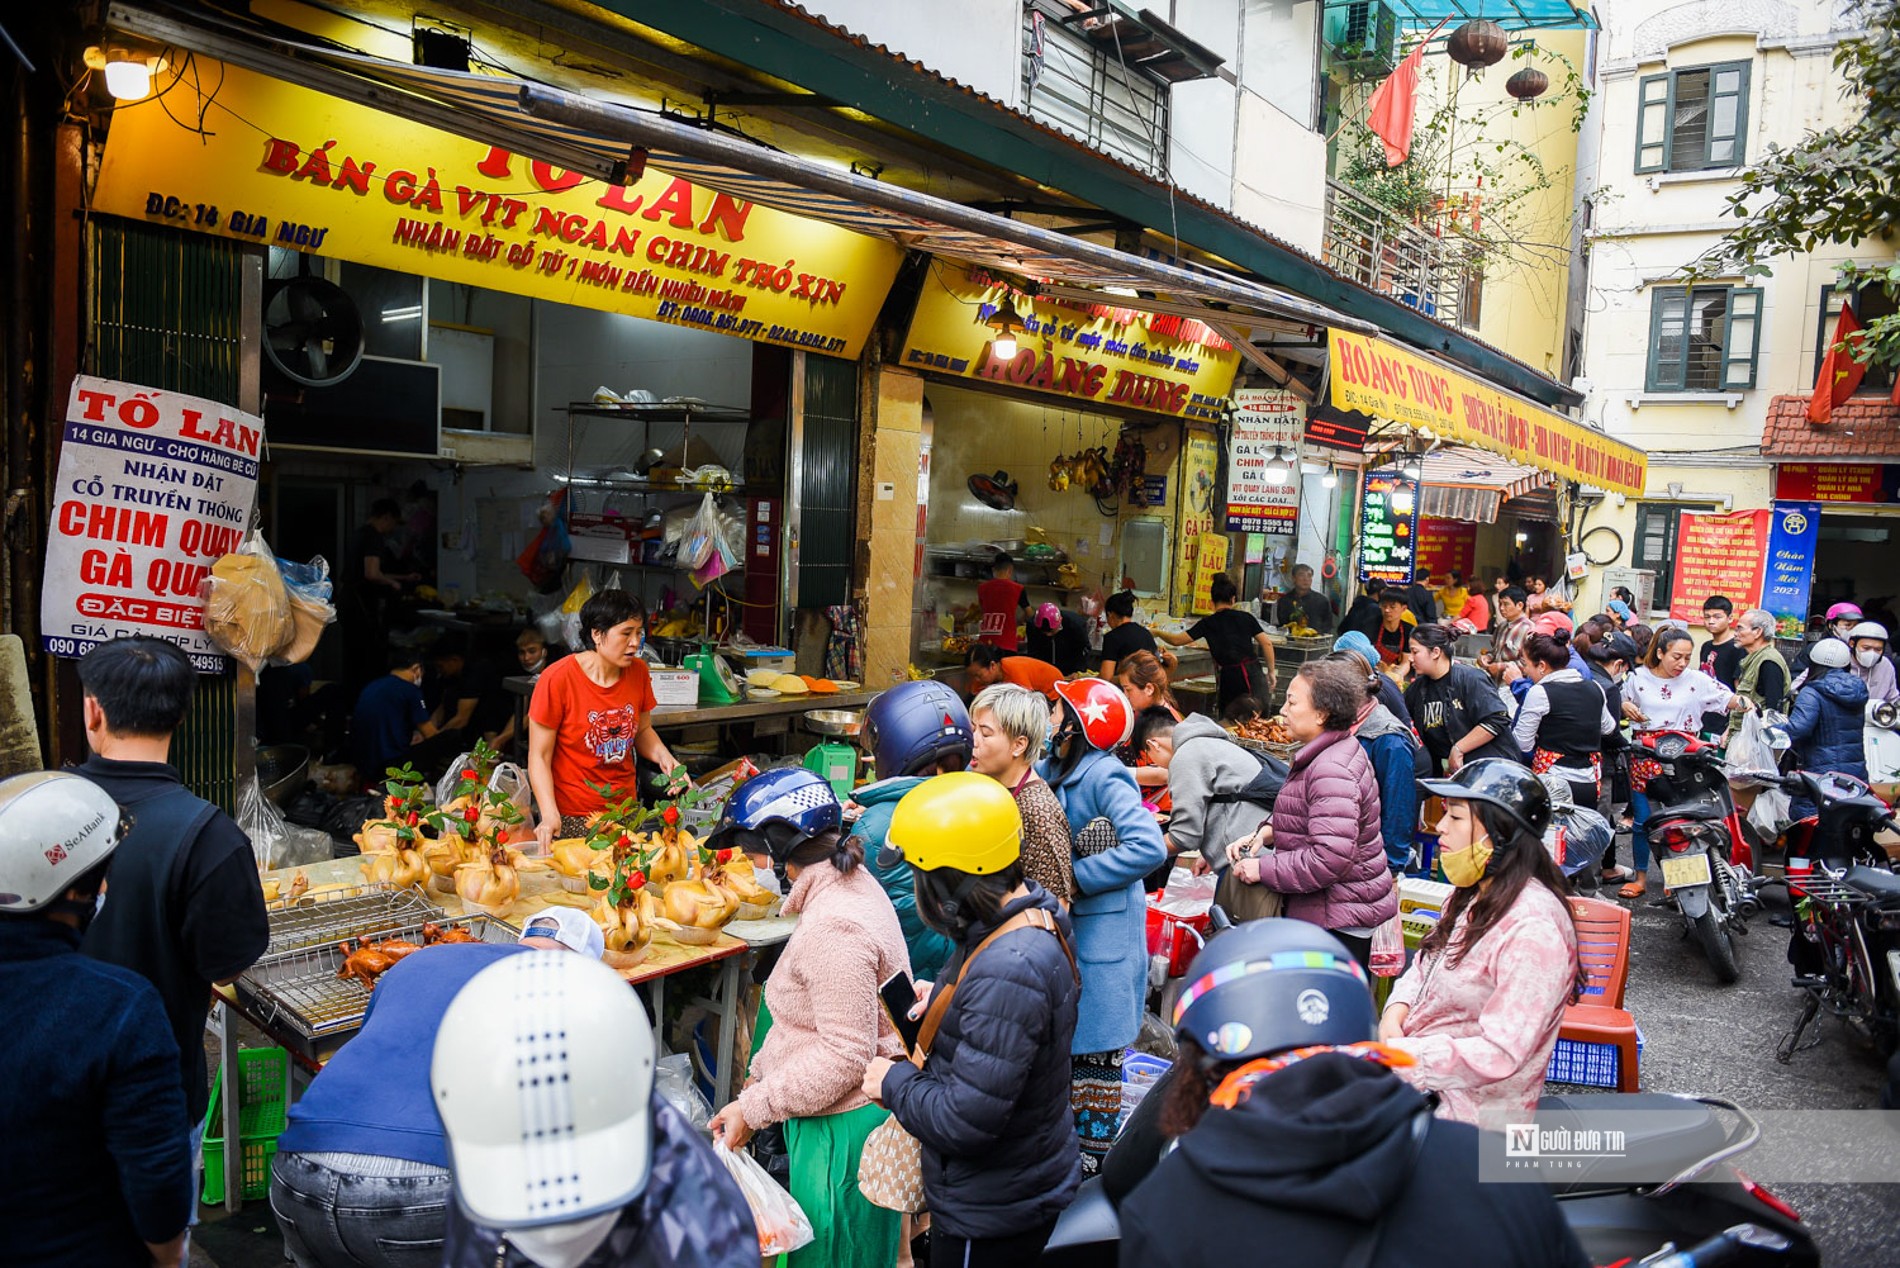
xmin=107 ymin=2 xmax=1373 ymax=346
xmin=1416 ymin=445 xmax=1550 ymax=523
xmin=1387 ymin=0 xmax=1596 ymax=30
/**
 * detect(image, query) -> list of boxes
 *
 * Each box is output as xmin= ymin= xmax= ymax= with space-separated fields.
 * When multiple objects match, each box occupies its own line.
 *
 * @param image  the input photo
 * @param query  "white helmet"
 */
xmin=0 ymin=772 xmax=128 ymax=913
xmin=1849 ymin=621 xmax=1889 ymax=644
xmin=431 ymin=951 xmax=656 ymax=1228
xmin=1811 ymin=637 xmax=1853 ymax=670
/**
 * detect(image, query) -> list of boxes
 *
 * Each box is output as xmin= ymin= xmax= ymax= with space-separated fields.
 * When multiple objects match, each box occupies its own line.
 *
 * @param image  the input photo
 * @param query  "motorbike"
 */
xmin=1770 ymin=767 xmax=1900 ymax=1065
xmin=1865 ymin=698 xmax=1900 ymax=786
xmin=1041 ymin=1084 xmax=1817 ymax=1266
xmin=1637 ymin=729 xmax=1760 ymax=984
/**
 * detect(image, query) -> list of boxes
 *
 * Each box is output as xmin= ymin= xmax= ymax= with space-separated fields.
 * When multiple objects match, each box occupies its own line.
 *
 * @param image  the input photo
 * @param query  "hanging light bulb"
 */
xmin=1321 ymin=466 xmax=1339 ymax=490
xmin=985 ymin=294 xmax=1024 ymax=360
xmin=85 ymin=47 xmax=166 ymax=102
xmin=1263 ymin=446 xmax=1290 ymax=482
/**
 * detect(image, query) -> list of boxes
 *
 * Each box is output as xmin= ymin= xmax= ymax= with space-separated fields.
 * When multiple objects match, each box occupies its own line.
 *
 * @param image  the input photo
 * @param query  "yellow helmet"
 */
xmin=885 ymin=772 xmax=1022 ymax=875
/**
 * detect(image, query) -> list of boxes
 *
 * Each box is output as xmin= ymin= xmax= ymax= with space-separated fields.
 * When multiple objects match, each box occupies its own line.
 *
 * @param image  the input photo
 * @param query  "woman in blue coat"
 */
xmin=1038 ymin=677 xmax=1168 ymax=1174
xmin=1786 ymin=637 xmax=1869 ymax=819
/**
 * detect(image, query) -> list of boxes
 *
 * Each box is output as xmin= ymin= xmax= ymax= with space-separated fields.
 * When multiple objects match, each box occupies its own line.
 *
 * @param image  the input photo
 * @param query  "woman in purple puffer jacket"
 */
xmin=1226 ymin=659 xmax=1399 ymax=969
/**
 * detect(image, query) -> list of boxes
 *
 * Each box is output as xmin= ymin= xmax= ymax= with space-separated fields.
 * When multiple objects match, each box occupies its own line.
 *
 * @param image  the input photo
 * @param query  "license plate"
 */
xmin=1661 ymin=853 xmax=1713 ymax=889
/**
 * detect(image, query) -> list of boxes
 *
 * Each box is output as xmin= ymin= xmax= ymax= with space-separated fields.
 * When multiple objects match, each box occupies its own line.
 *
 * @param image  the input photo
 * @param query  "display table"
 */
xmin=213 ymin=857 xmax=796 ymax=1210
xmin=503 ymin=675 xmax=873 ymax=740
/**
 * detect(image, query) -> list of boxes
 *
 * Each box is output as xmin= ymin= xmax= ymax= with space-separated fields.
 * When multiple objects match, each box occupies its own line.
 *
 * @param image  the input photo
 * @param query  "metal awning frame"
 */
xmin=107 ymin=2 xmax=1373 ymax=349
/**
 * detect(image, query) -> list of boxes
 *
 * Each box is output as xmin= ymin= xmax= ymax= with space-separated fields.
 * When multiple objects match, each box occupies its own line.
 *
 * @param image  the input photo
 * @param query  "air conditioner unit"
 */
xmin=1323 ymin=0 xmax=1399 ymax=78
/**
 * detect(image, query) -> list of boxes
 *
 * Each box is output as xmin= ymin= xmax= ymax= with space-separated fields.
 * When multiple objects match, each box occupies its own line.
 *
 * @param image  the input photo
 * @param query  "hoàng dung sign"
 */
xmin=92 ymin=60 xmax=903 ymax=358
xmin=1327 ymin=330 xmax=1646 ymax=496
xmin=901 ymin=262 xmax=1242 ymax=421
xmin=42 ymin=377 xmax=263 ymax=672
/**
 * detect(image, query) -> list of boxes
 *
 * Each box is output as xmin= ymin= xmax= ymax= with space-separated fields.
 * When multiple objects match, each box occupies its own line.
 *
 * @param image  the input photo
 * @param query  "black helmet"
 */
xmin=1172 ymin=918 xmax=1375 ymax=1063
xmin=1419 ymin=758 xmax=1551 ymax=838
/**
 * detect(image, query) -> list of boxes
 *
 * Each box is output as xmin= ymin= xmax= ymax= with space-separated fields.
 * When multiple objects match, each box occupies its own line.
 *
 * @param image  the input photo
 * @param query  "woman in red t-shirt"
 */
xmin=527 ymin=590 xmax=684 ymax=845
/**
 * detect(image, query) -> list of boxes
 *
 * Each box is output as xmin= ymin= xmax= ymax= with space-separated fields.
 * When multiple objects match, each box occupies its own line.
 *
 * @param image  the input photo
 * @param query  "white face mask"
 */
xmin=1858 ymin=648 xmax=1885 ymax=669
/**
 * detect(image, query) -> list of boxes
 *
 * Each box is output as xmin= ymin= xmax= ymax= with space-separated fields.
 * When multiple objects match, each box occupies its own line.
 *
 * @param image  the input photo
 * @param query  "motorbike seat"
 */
xmin=1845 ymin=864 xmax=1900 ymax=901
xmin=1652 ymin=800 xmax=1729 ymax=823
xmin=1532 ymin=1093 xmax=1732 ymax=1195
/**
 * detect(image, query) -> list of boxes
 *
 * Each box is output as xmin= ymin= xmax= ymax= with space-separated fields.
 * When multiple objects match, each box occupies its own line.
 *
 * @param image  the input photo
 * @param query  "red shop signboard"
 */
xmin=1414 ymin=519 xmax=1477 ymax=580
xmin=1772 ymin=463 xmax=1897 ymax=504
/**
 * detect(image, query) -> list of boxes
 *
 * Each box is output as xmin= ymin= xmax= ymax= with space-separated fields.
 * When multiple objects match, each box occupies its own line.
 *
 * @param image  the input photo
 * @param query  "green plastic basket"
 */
xmin=200 ymin=1047 xmax=291 ymax=1205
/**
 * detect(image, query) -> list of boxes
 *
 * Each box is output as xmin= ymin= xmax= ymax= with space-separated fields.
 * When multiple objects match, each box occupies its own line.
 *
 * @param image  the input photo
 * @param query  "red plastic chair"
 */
xmin=1555 ymin=897 xmax=1640 ymax=1091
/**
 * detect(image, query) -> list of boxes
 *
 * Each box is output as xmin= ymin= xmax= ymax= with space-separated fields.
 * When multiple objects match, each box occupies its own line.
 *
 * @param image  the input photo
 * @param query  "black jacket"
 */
xmin=881 ymin=883 xmax=1081 ymax=1239
xmin=1119 ymin=1054 xmax=1587 ymax=1268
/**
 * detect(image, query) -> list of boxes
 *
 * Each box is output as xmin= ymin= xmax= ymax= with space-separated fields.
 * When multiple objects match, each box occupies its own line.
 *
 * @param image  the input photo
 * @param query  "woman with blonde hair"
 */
xmin=969 ymin=683 xmax=1074 ymax=904
xmin=1115 ymin=650 xmax=1181 ymax=720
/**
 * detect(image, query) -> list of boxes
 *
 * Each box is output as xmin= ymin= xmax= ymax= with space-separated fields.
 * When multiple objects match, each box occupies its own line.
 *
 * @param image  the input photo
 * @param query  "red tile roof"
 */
xmin=1762 ymin=394 xmax=1900 ymax=460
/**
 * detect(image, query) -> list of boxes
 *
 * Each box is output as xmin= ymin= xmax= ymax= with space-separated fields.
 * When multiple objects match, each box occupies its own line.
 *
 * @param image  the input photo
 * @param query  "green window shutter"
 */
xmin=1708 ymin=61 xmax=1749 ymax=167
xmin=1647 ymin=287 xmax=1688 ymax=390
xmin=1721 ymin=286 xmax=1763 ymax=389
xmin=1635 ymin=73 xmax=1671 ymax=173
xmin=1633 ymin=504 xmax=1684 ymax=601
xmin=795 ymin=355 xmax=859 ymax=609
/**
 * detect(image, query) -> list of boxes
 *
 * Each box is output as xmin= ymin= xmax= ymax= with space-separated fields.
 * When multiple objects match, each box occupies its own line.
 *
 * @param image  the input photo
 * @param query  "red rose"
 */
xmin=628 ymin=870 xmax=647 ymax=889
xmin=465 ymin=805 xmax=481 ymax=823
xmin=662 ymin=805 xmax=681 ymax=827
xmin=716 ymin=848 xmax=734 ymax=864
xmin=617 ymin=833 xmax=633 ymax=849
xmin=406 ymin=811 xmax=420 ymax=826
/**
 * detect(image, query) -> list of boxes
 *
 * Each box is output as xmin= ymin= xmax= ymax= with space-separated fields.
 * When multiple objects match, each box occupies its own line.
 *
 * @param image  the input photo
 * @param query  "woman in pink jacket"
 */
xmin=706 ymin=768 xmax=911 ymax=1268
xmin=1380 ymin=759 xmax=1582 ymax=1126
xmin=1226 ymin=659 xmax=1398 ymax=968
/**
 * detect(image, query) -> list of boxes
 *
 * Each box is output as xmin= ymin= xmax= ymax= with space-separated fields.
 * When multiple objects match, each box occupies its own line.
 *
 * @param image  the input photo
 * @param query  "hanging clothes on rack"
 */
xmin=825 ymin=604 xmax=864 ymax=682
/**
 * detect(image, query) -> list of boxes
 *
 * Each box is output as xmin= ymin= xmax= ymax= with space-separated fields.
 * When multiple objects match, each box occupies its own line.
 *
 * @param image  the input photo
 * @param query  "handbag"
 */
xmin=857 ymin=908 xmax=1078 ymax=1213
xmin=1214 ymin=863 xmax=1284 ymax=923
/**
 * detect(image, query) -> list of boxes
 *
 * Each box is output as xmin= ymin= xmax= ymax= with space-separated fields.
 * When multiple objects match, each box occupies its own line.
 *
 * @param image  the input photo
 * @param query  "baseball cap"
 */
xmin=1533 ymin=610 xmax=1573 ymax=637
xmin=519 ymin=906 xmax=606 ymax=961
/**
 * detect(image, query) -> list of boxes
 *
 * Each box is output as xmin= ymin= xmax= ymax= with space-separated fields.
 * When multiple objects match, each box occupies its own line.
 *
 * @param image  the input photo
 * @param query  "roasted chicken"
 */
xmin=334 ymin=934 xmax=423 ymax=989
xmin=422 ymin=921 xmax=478 ymax=945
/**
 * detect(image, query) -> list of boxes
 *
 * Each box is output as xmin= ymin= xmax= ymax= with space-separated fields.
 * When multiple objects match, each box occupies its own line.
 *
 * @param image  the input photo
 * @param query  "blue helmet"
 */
xmin=705 ymin=767 xmax=841 ymax=861
xmin=863 ymin=681 xmax=972 ymax=779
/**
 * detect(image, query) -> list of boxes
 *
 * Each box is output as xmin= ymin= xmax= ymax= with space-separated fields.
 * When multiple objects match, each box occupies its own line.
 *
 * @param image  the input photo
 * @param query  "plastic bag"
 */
xmin=1725 ymin=711 xmax=1780 ymax=787
xmin=1749 ymin=785 xmax=1791 ymax=840
xmin=269 ymin=554 xmax=336 ymax=667
xmin=1369 ymin=912 xmax=1406 ymax=977
xmin=202 ymin=531 xmax=294 ymax=672
xmin=679 ymin=493 xmax=724 ymax=571
xmin=237 ymin=775 xmax=334 ymax=870
xmin=714 ymin=1140 xmax=814 ymax=1258
xmin=433 ymin=757 xmax=538 ymax=842
xmin=654 ymin=1054 xmax=711 ymax=1131
xmin=1154 ymin=864 xmax=1216 ymax=917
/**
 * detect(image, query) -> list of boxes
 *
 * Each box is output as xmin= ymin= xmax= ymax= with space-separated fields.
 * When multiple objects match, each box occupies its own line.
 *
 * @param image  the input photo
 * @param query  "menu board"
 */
xmin=1225 ymin=388 xmax=1301 ymax=532
xmin=1668 ymin=509 xmax=1769 ymax=623
xmin=1358 ymin=470 xmax=1417 ymax=584
xmin=1415 ymin=519 xmax=1477 ymax=580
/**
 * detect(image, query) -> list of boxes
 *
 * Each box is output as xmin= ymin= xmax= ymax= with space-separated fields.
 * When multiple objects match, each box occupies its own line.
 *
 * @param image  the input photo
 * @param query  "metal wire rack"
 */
xmin=1787 ymin=874 xmax=1874 ymax=912
xmin=240 ymin=903 xmax=519 ymax=1060
xmin=261 ymin=883 xmax=442 ymax=958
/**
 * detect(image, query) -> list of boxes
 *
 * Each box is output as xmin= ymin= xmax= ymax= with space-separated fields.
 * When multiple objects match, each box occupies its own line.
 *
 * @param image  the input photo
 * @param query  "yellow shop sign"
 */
xmin=93 ymin=61 xmax=903 ymax=358
xmin=901 ymin=262 xmax=1241 ymax=421
xmin=1327 ymin=329 xmax=1646 ymax=496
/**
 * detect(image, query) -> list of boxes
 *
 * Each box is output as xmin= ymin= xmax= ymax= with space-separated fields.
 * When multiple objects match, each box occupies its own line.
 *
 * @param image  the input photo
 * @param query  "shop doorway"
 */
xmin=1812 ymin=510 xmax=1900 ymax=632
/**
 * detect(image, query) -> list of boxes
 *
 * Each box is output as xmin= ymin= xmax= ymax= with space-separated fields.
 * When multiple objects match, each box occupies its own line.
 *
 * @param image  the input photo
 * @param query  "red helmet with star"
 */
xmin=1052 ymin=678 xmax=1134 ymax=751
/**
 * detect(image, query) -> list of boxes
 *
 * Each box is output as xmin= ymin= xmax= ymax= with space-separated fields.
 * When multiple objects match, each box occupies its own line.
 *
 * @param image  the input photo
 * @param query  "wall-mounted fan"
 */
xmin=263 ymin=276 xmax=365 ymax=388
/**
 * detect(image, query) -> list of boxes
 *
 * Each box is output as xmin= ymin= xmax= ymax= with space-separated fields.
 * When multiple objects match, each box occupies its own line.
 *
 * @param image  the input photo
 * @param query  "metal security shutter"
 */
xmin=89 ymin=219 xmax=251 ymax=813
xmin=795 ymin=355 xmax=859 ymax=609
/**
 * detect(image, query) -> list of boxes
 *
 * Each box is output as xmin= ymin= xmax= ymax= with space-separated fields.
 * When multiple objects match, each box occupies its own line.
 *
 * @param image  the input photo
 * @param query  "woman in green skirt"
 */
xmin=707 ymin=767 xmax=912 ymax=1267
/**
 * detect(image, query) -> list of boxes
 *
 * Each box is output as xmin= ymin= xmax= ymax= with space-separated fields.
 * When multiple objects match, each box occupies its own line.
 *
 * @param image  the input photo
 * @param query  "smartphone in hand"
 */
xmin=879 ymin=970 xmax=924 ymax=1050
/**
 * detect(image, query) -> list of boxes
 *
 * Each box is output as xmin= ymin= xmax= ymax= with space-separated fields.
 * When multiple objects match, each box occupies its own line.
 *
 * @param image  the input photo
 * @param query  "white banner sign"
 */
xmin=42 ymin=376 xmax=262 ymax=671
xmin=1225 ymin=387 xmax=1303 ymax=532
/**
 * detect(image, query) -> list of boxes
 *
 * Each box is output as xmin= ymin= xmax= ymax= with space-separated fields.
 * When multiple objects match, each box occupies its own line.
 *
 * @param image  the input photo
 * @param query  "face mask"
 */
xmin=1440 ymin=832 xmax=1494 ymax=889
xmin=1859 ymin=648 xmax=1884 ymax=669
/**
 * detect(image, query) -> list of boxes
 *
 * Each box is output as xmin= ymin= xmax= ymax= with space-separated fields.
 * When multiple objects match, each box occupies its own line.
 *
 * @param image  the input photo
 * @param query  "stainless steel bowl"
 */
xmin=802 ymin=709 xmax=865 ymax=737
